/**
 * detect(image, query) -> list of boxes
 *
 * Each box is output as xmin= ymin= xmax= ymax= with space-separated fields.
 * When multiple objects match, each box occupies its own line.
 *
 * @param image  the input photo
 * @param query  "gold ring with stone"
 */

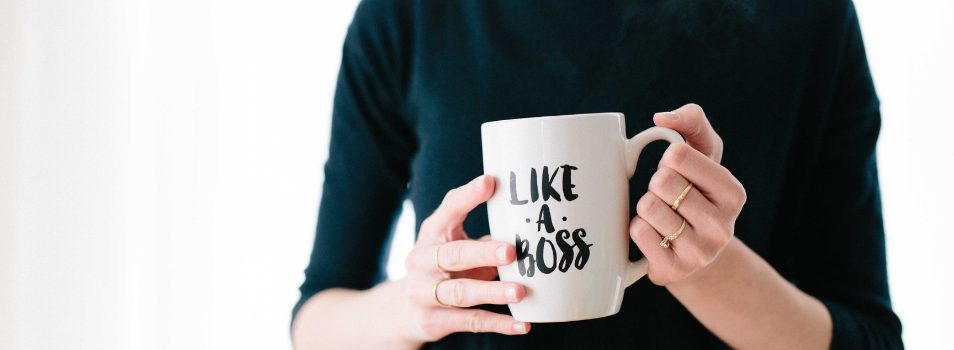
xmin=659 ymin=219 xmax=688 ymax=248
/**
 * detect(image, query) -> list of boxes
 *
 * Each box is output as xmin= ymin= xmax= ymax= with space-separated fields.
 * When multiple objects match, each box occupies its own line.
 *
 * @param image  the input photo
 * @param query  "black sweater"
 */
xmin=295 ymin=1 xmax=902 ymax=348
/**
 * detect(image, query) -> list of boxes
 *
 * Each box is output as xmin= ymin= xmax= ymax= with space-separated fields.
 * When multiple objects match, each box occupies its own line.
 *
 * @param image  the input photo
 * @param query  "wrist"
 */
xmin=666 ymin=237 xmax=741 ymax=292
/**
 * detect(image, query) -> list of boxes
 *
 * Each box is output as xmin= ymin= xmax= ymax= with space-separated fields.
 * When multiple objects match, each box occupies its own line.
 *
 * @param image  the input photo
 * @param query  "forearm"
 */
xmin=667 ymin=238 xmax=832 ymax=350
xmin=292 ymin=280 xmax=418 ymax=350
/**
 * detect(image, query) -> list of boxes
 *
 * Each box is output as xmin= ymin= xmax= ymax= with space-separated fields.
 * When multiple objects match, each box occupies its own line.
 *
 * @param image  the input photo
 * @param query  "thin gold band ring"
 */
xmin=435 ymin=244 xmax=448 ymax=273
xmin=671 ymin=183 xmax=694 ymax=210
xmin=433 ymin=279 xmax=450 ymax=307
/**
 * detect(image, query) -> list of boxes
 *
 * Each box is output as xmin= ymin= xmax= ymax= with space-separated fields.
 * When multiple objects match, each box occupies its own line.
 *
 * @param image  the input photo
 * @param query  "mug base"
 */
xmin=511 ymin=309 xmax=621 ymax=323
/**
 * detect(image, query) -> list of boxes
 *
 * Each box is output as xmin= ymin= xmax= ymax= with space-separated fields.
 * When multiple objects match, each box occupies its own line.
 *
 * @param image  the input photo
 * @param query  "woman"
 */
xmin=291 ymin=1 xmax=902 ymax=348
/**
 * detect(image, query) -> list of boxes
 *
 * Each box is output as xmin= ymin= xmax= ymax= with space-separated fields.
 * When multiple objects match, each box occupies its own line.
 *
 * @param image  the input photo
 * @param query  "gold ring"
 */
xmin=671 ymin=183 xmax=694 ymax=210
xmin=659 ymin=219 xmax=688 ymax=248
xmin=435 ymin=244 xmax=448 ymax=273
xmin=433 ymin=279 xmax=450 ymax=307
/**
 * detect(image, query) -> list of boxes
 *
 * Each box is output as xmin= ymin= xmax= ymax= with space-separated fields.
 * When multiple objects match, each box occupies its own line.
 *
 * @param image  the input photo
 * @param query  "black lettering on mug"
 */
xmin=509 ymin=171 xmax=528 ymax=205
xmin=508 ymin=164 xmax=592 ymax=277
xmin=541 ymin=166 xmax=561 ymax=201
xmin=536 ymin=237 xmax=558 ymax=274
xmin=561 ymin=164 xmax=578 ymax=201
xmin=555 ymin=229 xmax=573 ymax=272
xmin=572 ymin=228 xmax=593 ymax=269
xmin=536 ymin=204 xmax=555 ymax=233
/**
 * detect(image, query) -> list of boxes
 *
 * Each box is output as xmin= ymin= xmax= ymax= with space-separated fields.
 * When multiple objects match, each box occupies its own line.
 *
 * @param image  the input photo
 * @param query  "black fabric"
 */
xmin=295 ymin=0 xmax=902 ymax=348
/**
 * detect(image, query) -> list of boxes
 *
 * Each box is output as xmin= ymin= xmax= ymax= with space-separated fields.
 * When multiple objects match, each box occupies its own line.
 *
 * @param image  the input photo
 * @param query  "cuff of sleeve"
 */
xmin=819 ymin=298 xmax=902 ymax=350
xmin=822 ymin=299 xmax=857 ymax=350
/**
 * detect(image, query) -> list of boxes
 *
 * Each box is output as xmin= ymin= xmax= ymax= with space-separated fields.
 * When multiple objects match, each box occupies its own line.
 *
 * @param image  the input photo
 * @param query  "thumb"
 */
xmin=653 ymin=103 xmax=723 ymax=163
xmin=423 ymin=175 xmax=495 ymax=244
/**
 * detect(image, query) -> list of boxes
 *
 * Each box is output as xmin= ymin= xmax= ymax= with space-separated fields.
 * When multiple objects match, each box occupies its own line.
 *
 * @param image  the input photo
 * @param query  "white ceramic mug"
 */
xmin=481 ymin=112 xmax=684 ymax=322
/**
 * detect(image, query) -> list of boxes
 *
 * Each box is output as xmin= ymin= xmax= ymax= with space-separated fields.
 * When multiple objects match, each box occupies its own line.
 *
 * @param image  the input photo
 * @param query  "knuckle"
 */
xmin=420 ymin=217 xmax=436 ymax=236
xmin=722 ymin=170 xmax=746 ymax=211
xmin=629 ymin=220 xmax=641 ymax=240
xmin=734 ymin=182 xmax=748 ymax=209
xmin=662 ymin=143 xmax=690 ymax=168
xmin=635 ymin=195 xmax=657 ymax=216
xmin=441 ymin=188 xmax=458 ymax=205
xmin=445 ymin=243 xmax=463 ymax=268
xmin=727 ymin=193 xmax=744 ymax=212
xmin=649 ymin=168 xmax=675 ymax=194
xmin=453 ymin=280 xmax=466 ymax=306
xmin=417 ymin=310 xmax=441 ymax=340
xmin=630 ymin=219 xmax=652 ymax=242
xmin=685 ymin=103 xmax=705 ymax=116
xmin=467 ymin=312 xmax=482 ymax=333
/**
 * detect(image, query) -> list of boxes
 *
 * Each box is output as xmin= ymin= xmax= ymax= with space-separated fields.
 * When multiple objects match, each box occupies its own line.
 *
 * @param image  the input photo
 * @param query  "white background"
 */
xmin=0 ymin=0 xmax=950 ymax=349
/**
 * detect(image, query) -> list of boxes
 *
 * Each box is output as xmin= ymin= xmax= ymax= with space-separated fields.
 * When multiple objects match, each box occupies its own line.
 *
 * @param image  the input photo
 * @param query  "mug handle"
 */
xmin=623 ymin=126 xmax=685 ymax=287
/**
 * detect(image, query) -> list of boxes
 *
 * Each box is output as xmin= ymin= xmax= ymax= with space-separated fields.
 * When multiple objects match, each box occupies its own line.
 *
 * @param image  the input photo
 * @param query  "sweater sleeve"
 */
xmin=292 ymin=0 xmax=415 ymax=322
xmin=783 ymin=2 xmax=902 ymax=348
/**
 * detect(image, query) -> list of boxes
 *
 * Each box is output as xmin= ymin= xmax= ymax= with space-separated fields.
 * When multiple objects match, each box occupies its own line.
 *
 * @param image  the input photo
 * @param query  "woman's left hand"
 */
xmin=630 ymin=103 xmax=747 ymax=286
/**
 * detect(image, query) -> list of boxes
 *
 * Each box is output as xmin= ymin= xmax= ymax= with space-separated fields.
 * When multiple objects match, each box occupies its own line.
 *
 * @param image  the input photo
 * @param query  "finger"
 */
xmin=435 ymin=279 xmax=525 ymax=307
xmin=455 ymin=266 xmax=499 ymax=281
xmin=629 ymin=216 xmax=677 ymax=285
xmin=420 ymin=308 xmax=530 ymax=339
xmin=458 ymin=235 xmax=500 ymax=280
xmin=648 ymin=167 xmax=721 ymax=218
xmin=648 ymin=166 xmax=729 ymax=242
xmin=460 ymin=235 xmax=497 ymax=281
xmin=430 ymin=175 xmax=495 ymax=234
xmin=653 ymin=103 xmax=723 ymax=162
xmin=439 ymin=240 xmax=514 ymax=272
xmin=406 ymin=241 xmax=512 ymax=274
xmin=634 ymin=193 xmax=711 ymax=268
xmin=659 ymin=143 xmax=746 ymax=210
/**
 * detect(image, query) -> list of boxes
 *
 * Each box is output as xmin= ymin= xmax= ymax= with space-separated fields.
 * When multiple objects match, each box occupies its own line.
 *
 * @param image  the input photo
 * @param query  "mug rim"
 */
xmin=481 ymin=112 xmax=623 ymax=131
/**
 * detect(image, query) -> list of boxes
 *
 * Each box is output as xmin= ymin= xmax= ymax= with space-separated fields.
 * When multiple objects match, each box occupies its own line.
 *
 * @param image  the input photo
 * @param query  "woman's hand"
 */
xmin=401 ymin=175 xmax=531 ymax=343
xmin=630 ymin=103 xmax=747 ymax=285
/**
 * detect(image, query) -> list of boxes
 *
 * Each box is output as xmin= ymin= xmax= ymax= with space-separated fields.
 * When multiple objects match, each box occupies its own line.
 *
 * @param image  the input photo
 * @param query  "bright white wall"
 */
xmin=854 ymin=1 xmax=954 ymax=348
xmin=0 ymin=1 xmax=950 ymax=349
xmin=1 ymin=0 xmax=359 ymax=349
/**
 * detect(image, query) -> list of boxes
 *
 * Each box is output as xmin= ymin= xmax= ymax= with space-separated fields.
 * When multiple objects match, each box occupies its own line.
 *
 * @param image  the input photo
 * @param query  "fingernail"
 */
xmin=496 ymin=245 xmax=508 ymax=263
xmin=660 ymin=111 xmax=679 ymax=120
xmin=506 ymin=285 xmax=518 ymax=302
xmin=512 ymin=322 xmax=527 ymax=333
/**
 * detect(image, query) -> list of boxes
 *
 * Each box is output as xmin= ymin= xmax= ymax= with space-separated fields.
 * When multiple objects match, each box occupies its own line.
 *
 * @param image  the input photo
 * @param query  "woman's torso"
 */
xmin=387 ymin=1 xmax=846 ymax=348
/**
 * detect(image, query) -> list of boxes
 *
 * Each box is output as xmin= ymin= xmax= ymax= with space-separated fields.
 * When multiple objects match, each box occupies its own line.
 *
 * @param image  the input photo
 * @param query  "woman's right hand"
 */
xmin=401 ymin=175 xmax=531 ymax=343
